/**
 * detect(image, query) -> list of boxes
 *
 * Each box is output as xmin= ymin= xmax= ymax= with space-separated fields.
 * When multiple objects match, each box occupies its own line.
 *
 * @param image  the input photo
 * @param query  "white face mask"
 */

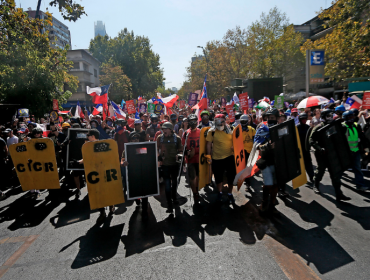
xmin=216 ymin=125 xmax=224 ymax=131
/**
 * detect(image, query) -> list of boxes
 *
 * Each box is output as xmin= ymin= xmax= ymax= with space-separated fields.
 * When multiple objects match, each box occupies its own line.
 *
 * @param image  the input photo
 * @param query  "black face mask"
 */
xmin=189 ymin=121 xmax=197 ymax=128
xmin=267 ymin=120 xmax=277 ymax=126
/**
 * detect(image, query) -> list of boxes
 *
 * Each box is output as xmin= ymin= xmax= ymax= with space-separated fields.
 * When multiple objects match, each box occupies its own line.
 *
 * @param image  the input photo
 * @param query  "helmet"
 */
xmin=298 ymin=112 xmax=308 ymax=119
xmin=342 ymin=110 xmax=354 ymax=120
xmin=150 ymin=114 xmax=158 ymax=121
xmin=28 ymin=122 xmax=37 ymax=128
xmin=200 ymin=110 xmax=210 ymax=117
xmin=235 ymin=112 xmax=243 ymax=120
xmin=178 ymin=115 xmax=184 ymax=120
xmin=182 ymin=118 xmax=188 ymax=122
xmin=70 ymin=117 xmax=78 ymax=123
xmin=291 ymin=108 xmax=298 ymax=113
xmin=240 ymin=114 xmax=249 ymax=125
xmin=265 ymin=108 xmax=279 ymax=117
xmin=170 ymin=113 xmax=177 ymax=120
xmin=32 ymin=127 xmax=43 ymax=134
xmin=162 ymin=122 xmax=173 ymax=130
xmin=350 ymin=108 xmax=359 ymax=116
xmin=62 ymin=122 xmax=71 ymax=128
xmin=215 ymin=114 xmax=225 ymax=119
xmin=335 ymin=105 xmax=346 ymax=112
xmin=188 ymin=114 xmax=197 ymax=121
xmin=134 ymin=119 xmax=142 ymax=125
xmin=320 ymin=109 xmax=334 ymax=119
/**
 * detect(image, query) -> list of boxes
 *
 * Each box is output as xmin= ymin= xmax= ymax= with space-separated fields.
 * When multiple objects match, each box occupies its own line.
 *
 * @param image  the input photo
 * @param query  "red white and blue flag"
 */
xmin=344 ymin=95 xmax=362 ymax=110
xmin=86 ymin=85 xmax=110 ymax=104
xmin=192 ymin=74 xmax=207 ymax=111
xmin=74 ymin=101 xmax=84 ymax=118
xmin=92 ymin=104 xmax=103 ymax=115
xmin=111 ymin=100 xmax=126 ymax=119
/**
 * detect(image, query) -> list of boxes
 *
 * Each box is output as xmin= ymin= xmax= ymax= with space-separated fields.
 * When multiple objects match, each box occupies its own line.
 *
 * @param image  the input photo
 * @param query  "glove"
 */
xmin=204 ymin=154 xmax=212 ymax=164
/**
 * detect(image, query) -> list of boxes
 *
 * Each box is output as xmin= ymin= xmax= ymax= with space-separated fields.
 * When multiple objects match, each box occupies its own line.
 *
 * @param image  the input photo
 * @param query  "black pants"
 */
xmin=162 ymin=165 xmax=179 ymax=207
xmin=303 ymin=151 xmax=314 ymax=180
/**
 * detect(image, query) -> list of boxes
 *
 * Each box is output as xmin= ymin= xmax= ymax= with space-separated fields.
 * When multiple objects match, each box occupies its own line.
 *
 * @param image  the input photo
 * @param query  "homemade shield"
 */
xmin=269 ymin=119 xmax=301 ymax=184
xmin=292 ymin=126 xmax=307 ymax=189
xmin=199 ymin=127 xmax=211 ymax=190
xmin=82 ymin=139 xmax=125 ymax=210
xmin=125 ymin=142 xmax=159 ymax=200
xmin=66 ymin=128 xmax=89 ymax=170
xmin=9 ymin=138 xmax=60 ymax=191
xmin=233 ymin=125 xmax=246 ymax=178
xmin=316 ymin=120 xmax=351 ymax=177
xmin=177 ymin=132 xmax=189 ymax=188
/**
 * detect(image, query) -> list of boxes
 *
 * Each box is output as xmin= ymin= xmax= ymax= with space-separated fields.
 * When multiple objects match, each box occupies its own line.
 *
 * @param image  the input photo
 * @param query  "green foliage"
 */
xmin=0 ymin=0 xmax=78 ymax=116
xmin=49 ymin=0 xmax=86 ymax=22
xmin=89 ymin=28 xmax=164 ymax=99
xmin=183 ymin=7 xmax=304 ymax=98
xmin=301 ymin=0 xmax=370 ymax=81
xmin=100 ymin=63 xmax=132 ymax=103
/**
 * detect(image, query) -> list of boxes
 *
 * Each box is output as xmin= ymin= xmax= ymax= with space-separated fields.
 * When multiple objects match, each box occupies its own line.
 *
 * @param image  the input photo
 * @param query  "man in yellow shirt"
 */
xmin=240 ymin=115 xmax=256 ymax=159
xmin=206 ymin=114 xmax=236 ymax=203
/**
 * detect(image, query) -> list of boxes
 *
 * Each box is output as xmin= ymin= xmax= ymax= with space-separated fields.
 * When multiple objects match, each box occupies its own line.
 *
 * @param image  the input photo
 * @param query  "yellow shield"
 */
xmin=233 ymin=125 xmax=246 ymax=185
xmin=198 ymin=127 xmax=211 ymax=190
xmin=82 ymin=139 xmax=125 ymax=210
xmin=292 ymin=126 xmax=307 ymax=189
xmin=9 ymin=138 xmax=60 ymax=191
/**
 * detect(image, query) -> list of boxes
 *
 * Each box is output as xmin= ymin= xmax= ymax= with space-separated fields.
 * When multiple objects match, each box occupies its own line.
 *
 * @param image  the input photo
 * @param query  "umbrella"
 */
xmin=297 ymin=96 xmax=329 ymax=109
xmin=256 ymin=101 xmax=270 ymax=109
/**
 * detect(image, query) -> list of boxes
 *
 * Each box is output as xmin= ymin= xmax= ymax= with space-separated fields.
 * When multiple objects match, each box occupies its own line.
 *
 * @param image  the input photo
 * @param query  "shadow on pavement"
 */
xmin=121 ymin=204 xmax=165 ymax=257
xmin=60 ymin=218 xmax=124 ymax=269
xmin=275 ymin=197 xmax=354 ymax=274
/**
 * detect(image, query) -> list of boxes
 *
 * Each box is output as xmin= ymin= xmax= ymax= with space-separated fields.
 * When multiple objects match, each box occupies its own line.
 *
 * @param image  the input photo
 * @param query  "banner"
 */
xmin=221 ymin=97 xmax=227 ymax=108
xmin=239 ymin=92 xmax=249 ymax=111
xmin=188 ymin=93 xmax=199 ymax=106
xmin=154 ymin=104 xmax=164 ymax=115
xmin=53 ymin=99 xmax=59 ymax=111
xmin=138 ymin=103 xmax=147 ymax=113
xmin=226 ymin=105 xmax=235 ymax=122
xmin=284 ymin=101 xmax=290 ymax=108
xmin=147 ymin=103 xmax=155 ymax=114
xmin=362 ymin=91 xmax=370 ymax=110
xmin=274 ymin=95 xmax=284 ymax=109
xmin=126 ymin=100 xmax=136 ymax=114
xmin=248 ymin=98 xmax=254 ymax=110
xmin=179 ymin=100 xmax=186 ymax=109
xmin=215 ymin=98 xmax=220 ymax=105
xmin=17 ymin=108 xmax=29 ymax=118
xmin=133 ymin=99 xmax=138 ymax=107
xmin=50 ymin=111 xmax=59 ymax=122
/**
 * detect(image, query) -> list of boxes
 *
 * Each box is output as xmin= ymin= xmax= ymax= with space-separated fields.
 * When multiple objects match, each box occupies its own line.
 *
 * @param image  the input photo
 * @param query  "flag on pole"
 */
xmin=110 ymin=100 xmax=126 ymax=119
xmin=84 ymin=106 xmax=91 ymax=117
xmin=92 ymin=104 xmax=103 ymax=115
xmin=232 ymin=92 xmax=239 ymax=104
xmin=192 ymin=74 xmax=208 ymax=121
xmin=86 ymin=85 xmax=110 ymax=104
xmin=74 ymin=101 xmax=84 ymax=119
xmin=344 ymin=96 xmax=362 ymax=110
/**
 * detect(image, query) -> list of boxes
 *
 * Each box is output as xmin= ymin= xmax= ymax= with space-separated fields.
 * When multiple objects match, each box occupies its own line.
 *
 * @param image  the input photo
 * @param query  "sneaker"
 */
xmin=96 ymin=212 xmax=106 ymax=223
xmin=228 ymin=194 xmax=235 ymax=204
xmin=336 ymin=194 xmax=351 ymax=202
xmin=313 ymin=185 xmax=320 ymax=194
xmin=217 ymin=192 xmax=223 ymax=202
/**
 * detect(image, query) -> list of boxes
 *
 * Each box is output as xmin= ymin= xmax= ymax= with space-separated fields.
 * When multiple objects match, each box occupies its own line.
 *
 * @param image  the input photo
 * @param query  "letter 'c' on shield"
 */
xmin=87 ymin=171 xmax=100 ymax=184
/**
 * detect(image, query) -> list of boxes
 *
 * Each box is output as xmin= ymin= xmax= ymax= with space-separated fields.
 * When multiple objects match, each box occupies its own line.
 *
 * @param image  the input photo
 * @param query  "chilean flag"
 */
xmin=86 ymin=85 xmax=110 ymax=104
xmin=111 ymin=100 xmax=126 ymax=119
xmin=192 ymin=74 xmax=208 ymax=111
xmin=92 ymin=104 xmax=103 ymax=115
xmin=74 ymin=101 xmax=84 ymax=118
xmin=344 ymin=95 xmax=362 ymax=110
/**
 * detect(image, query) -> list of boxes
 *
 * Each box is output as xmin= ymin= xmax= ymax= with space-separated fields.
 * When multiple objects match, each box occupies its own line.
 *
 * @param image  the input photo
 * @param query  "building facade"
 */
xmin=94 ymin=21 xmax=106 ymax=37
xmin=64 ymin=50 xmax=100 ymax=108
xmin=26 ymin=9 xmax=72 ymax=49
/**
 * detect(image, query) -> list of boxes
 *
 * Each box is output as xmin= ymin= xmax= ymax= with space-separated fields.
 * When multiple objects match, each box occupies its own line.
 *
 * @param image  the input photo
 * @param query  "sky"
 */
xmin=16 ymin=0 xmax=330 ymax=90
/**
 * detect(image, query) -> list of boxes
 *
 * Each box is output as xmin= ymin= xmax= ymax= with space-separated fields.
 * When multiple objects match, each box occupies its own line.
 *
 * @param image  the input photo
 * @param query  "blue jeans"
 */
xmin=261 ymin=165 xmax=277 ymax=186
xmin=350 ymin=151 xmax=365 ymax=188
xmin=162 ymin=165 xmax=179 ymax=206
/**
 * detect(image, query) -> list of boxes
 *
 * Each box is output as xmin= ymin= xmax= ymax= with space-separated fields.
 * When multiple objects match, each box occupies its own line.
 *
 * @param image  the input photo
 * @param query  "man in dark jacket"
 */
xmin=297 ymin=112 xmax=314 ymax=182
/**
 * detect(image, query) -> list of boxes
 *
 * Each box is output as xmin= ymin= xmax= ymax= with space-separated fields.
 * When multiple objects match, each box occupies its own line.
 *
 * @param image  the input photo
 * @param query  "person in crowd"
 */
xmin=296 ymin=113 xmax=314 ymax=182
xmin=170 ymin=114 xmax=178 ymax=128
xmin=342 ymin=110 xmax=370 ymax=191
xmin=309 ymin=109 xmax=350 ymax=201
xmin=205 ymin=114 xmax=236 ymax=203
xmin=182 ymin=114 xmax=201 ymax=203
xmin=240 ymin=114 xmax=256 ymax=188
xmin=174 ymin=115 xmax=184 ymax=135
xmin=334 ymin=105 xmax=346 ymax=120
xmin=114 ymin=119 xmax=130 ymax=161
xmin=5 ymin=128 xmax=18 ymax=147
xmin=289 ymin=108 xmax=299 ymax=125
xmin=310 ymin=108 xmax=322 ymax=127
xmin=157 ymin=122 xmax=183 ymax=213
xmin=133 ymin=119 xmax=146 ymax=142
xmin=278 ymin=113 xmax=287 ymax=124
xmin=141 ymin=114 xmax=150 ymax=130
xmin=233 ymin=112 xmax=243 ymax=127
xmin=197 ymin=110 xmax=214 ymax=129
xmin=146 ymin=114 xmax=161 ymax=141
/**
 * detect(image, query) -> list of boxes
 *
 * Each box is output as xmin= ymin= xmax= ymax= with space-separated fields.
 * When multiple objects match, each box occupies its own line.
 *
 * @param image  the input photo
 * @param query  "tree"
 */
xmin=89 ymin=28 xmax=164 ymax=99
xmin=99 ymin=63 xmax=132 ymax=103
xmin=48 ymin=0 xmax=86 ymax=21
xmin=301 ymin=0 xmax=370 ymax=81
xmin=0 ymin=0 xmax=78 ymax=116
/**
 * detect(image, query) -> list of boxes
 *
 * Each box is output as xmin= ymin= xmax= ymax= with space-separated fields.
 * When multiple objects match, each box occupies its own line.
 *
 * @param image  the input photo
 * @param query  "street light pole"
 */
xmin=35 ymin=0 xmax=42 ymax=20
xmin=197 ymin=46 xmax=208 ymax=72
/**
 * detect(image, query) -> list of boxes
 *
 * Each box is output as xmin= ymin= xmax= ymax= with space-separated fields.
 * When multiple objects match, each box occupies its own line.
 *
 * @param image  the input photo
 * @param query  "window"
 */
xmin=94 ymin=69 xmax=97 ymax=77
xmin=83 ymin=63 xmax=89 ymax=72
xmin=73 ymin=62 xmax=79 ymax=69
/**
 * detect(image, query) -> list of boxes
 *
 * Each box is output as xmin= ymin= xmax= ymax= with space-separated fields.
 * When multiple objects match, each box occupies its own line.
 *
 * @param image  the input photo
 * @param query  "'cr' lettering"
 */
xmin=87 ymin=171 xmax=99 ymax=184
xmin=106 ymin=169 xmax=118 ymax=182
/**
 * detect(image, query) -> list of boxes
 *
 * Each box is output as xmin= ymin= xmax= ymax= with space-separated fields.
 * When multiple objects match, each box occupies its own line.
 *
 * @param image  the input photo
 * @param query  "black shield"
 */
xmin=125 ymin=142 xmax=159 ymax=199
xmin=316 ymin=120 xmax=351 ymax=176
xmin=269 ymin=119 xmax=301 ymax=184
xmin=66 ymin=128 xmax=89 ymax=170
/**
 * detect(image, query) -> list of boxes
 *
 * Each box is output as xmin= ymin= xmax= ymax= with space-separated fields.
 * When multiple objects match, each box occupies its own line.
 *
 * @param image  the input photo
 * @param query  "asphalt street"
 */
xmin=0 ymin=155 xmax=369 ymax=280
